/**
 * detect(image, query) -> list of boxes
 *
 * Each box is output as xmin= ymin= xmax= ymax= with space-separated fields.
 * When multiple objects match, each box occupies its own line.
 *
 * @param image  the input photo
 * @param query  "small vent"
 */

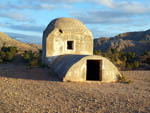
xmin=59 ymin=29 xmax=63 ymax=33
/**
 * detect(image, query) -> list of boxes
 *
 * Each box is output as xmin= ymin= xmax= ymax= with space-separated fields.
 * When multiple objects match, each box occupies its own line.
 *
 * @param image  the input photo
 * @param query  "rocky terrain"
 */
xmin=0 ymin=32 xmax=41 ymax=52
xmin=94 ymin=29 xmax=150 ymax=54
xmin=0 ymin=62 xmax=150 ymax=113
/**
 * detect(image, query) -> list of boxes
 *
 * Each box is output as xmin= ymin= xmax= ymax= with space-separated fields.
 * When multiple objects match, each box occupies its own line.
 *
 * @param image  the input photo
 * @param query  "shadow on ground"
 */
xmin=0 ymin=63 xmax=61 ymax=82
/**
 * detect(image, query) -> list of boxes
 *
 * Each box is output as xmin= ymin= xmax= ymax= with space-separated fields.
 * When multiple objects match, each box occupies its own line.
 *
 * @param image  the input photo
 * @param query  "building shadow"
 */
xmin=0 ymin=63 xmax=61 ymax=82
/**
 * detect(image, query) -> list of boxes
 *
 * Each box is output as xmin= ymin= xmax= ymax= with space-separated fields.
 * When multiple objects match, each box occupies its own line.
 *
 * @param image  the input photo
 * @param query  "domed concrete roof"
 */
xmin=44 ymin=17 xmax=91 ymax=34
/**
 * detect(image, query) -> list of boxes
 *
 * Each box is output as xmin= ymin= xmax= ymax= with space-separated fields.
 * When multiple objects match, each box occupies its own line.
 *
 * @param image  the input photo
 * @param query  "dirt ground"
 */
xmin=0 ymin=63 xmax=150 ymax=113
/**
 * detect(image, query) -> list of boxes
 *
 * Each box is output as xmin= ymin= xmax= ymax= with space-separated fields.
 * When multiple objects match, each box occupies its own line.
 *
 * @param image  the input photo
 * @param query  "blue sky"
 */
xmin=0 ymin=0 xmax=150 ymax=44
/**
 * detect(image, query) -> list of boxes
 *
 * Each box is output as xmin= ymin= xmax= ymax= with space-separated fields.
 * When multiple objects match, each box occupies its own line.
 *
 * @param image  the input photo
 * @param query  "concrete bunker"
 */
xmin=50 ymin=55 xmax=120 ymax=82
xmin=42 ymin=17 xmax=121 ymax=82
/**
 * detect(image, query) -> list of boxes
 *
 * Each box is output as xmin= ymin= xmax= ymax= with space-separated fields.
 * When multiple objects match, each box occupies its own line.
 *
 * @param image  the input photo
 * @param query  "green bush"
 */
xmin=121 ymin=56 xmax=127 ymax=62
xmin=111 ymin=48 xmax=117 ymax=54
xmin=113 ymin=53 xmax=119 ymax=62
xmin=126 ymin=63 xmax=133 ymax=70
xmin=120 ymin=62 xmax=126 ymax=68
xmin=119 ymin=73 xmax=133 ymax=84
xmin=0 ymin=51 xmax=6 ymax=59
xmin=23 ymin=49 xmax=42 ymax=67
xmin=119 ymin=73 xmax=126 ymax=81
xmin=94 ymin=50 xmax=102 ymax=55
xmin=1 ymin=46 xmax=17 ymax=54
xmin=4 ymin=52 xmax=14 ymax=61
xmin=126 ymin=52 xmax=136 ymax=62
xmin=23 ymin=51 xmax=32 ymax=62
xmin=133 ymin=61 xmax=140 ymax=68
xmin=0 ymin=46 xmax=17 ymax=63
xmin=126 ymin=61 xmax=140 ymax=70
xmin=9 ymin=47 xmax=17 ymax=55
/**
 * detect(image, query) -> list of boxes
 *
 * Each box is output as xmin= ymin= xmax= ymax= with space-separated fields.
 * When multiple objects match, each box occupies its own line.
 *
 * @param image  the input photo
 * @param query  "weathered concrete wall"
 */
xmin=50 ymin=55 xmax=121 ymax=82
xmin=42 ymin=18 xmax=93 ymax=64
xmin=46 ymin=29 xmax=93 ymax=56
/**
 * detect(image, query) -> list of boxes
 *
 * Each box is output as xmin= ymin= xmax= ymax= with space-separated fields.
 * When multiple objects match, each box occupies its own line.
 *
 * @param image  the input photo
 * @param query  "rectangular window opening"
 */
xmin=86 ymin=60 xmax=102 ymax=81
xmin=67 ymin=41 xmax=74 ymax=50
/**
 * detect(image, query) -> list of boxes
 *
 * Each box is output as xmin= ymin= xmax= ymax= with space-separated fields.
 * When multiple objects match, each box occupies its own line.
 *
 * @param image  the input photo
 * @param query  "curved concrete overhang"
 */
xmin=49 ymin=55 xmax=87 ymax=79
xmin=49 ymin=55 xmax=121 ymax=82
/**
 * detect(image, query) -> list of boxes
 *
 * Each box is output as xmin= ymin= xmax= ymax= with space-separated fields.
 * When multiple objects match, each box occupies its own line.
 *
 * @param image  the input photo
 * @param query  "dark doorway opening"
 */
xmin=86 ymin=60 xmax=102 ymax=81
xmin=67 ymin=41 xmax=74 ymax=50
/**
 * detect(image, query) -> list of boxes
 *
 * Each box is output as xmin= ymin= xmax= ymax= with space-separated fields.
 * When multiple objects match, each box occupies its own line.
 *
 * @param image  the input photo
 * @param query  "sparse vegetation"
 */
xmin=119 ymin=73 xmax=133 ymax=84
xmin=119 ymin=73 xmax=126 ymax=81
xmin=126 ymin=80 xmax=133 ymax=84
xmin=23 ymin=49 xmax=42 ymax=67
xmin=94 ymin=50 xmax=102 ymax=55
xmin=0 ymin=45 xmax=43 ymax=68
xmin=94 ymin=49 xmax=150 ymax=70
xmin=140 ymin=51 xmax=150 ymax=65
xmin=0 ymin=46 xmax=17 ymax=63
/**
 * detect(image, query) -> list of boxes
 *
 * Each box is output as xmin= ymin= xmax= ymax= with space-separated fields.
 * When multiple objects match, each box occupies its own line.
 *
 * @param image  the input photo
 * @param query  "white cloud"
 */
xmin=0 ymin=12 xmax=32 ymax=22
xmin=103 ymin=1 xmax=150 ymax=14
xmin=7 ymin=13 xmax=26 ymax=21
xmin=117 ymin=2 xmax=149 ymax=14
xmin=3 ymin=0 xmax=149 ymax=14
xmin=91 ymin=0 xmax=150 ymax=14
xmin=94 ymin=0 xmax=115 ymax=8
xmin=71 ymin=10 xmax=134 ymax=24
xmin=32 ymin=0 xmax=84 ymax=3
xmin=0 ymin=23 xmax=45 ymax=33
xmin=0 ymin=2 xmax=55 ymax=11
xmin=70 ymin=0 xmax=150 ymax=25
xmin=37 ymin=4 xmax=55 ymax=10
xmin=31 ymin=0 xmax=150 ymax=14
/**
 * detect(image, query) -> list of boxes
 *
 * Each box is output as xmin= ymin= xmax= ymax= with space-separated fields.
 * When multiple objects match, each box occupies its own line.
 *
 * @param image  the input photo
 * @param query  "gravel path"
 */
xmin=0 ymin=63 xmax=150 ymax=113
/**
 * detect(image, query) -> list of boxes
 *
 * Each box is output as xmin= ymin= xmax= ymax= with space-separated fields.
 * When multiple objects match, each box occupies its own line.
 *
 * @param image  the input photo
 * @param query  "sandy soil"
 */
xmin=0 ymin=63 xmax=150 ymax=113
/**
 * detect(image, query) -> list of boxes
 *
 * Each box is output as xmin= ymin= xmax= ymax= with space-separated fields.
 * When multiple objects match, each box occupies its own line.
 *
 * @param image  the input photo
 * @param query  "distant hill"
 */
xmin=94 ymin=29 xmax=150 ymax=54
xmin=0 ymin=32 xmax=41 ymax=51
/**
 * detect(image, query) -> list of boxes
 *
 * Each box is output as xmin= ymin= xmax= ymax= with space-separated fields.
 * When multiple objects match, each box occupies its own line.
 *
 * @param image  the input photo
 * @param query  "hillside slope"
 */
xmin=94 ymin=29 xmax=150 ymax=54
xmin=0 ymin=32 xmax=41 ymax=51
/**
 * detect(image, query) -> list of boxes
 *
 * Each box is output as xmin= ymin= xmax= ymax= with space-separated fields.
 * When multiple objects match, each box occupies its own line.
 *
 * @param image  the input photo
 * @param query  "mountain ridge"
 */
xmin=0 ymin=32 xmax=41 ymax=51
xmin=94 ymin=29 xmax=150 ymax=54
